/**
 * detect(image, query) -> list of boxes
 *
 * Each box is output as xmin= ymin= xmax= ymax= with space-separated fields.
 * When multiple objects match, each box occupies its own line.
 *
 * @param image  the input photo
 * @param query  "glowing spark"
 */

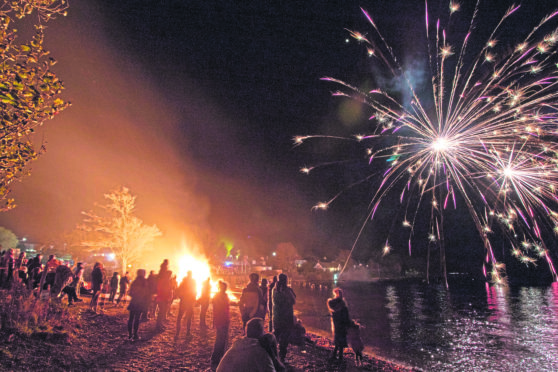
xmin=449 ymin=2 xmax=460 ymax=14
xmin=382 ymin=243 xmax=391 ymax=256
xmin=313 ymin=202 xmax=329 ymax=210
xmin=440 ymin=45 xmax=454 ymax=58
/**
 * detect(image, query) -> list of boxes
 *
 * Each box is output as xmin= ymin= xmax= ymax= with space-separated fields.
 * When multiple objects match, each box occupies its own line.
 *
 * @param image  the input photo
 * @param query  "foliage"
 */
xmin=0 ymin=0 xmax=70 ymax=211
xmin=274 ymin=242 xmax=300 ymax=270
xmin=0 ymin=281 xmax=72 ymax=337
xmin=56 ymin=228 xmax=97 ymax=263
xmin=0 ymin=226 xmax=18 ymax=249
xmin=79 ymin=186 xmax=162 ymax=271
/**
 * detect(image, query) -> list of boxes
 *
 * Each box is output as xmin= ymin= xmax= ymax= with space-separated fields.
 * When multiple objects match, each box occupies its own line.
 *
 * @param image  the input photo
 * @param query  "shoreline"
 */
xmin=0 ymin=295 xmax=420 ymax=371
xmin=302 ymin=324 xmax=419 ymax=372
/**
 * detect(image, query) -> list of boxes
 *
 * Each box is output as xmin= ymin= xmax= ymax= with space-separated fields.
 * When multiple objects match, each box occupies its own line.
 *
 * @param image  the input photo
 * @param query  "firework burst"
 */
xmin=297 ymin=1 xmax=558 ymax=285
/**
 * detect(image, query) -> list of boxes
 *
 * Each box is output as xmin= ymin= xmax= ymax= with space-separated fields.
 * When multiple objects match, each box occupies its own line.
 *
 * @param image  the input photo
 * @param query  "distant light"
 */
xmin=107 ymin=253 xmax=116 ymax=261
xmin=224 ymin=261 xmax=233 ymax=267
xmin=22 ymin=237 xmax=27 ymax=242
xmin=127 ymin=264 xmax=132 ymax=267
xmin=272 ymin=252 xmax=276 ymax=257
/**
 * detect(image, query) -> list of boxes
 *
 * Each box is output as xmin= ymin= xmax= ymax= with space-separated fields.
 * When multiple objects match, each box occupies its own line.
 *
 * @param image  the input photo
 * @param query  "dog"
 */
xmin=347 ymin=320 xmax=364 ymax=366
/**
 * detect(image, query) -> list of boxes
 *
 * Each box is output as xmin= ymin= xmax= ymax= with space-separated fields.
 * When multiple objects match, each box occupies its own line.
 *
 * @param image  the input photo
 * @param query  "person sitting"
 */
xmin=216 ymin=318 xmax=276 ymax=372
xmin=259 ymin=333 xmax=285 ymax=372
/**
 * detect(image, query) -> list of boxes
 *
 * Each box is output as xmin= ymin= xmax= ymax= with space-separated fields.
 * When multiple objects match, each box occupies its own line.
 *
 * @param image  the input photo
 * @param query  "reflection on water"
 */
xmin=295 ymin=278 xmax=558 ymax=371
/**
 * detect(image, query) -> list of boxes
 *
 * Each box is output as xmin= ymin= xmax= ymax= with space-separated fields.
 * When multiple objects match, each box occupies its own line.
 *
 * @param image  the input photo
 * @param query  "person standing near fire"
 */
xmin=109 ymin=272 xmax=119 ymax=303
xmin=117 ymin=271 xmax=130 ymax=306
xmin=268 ymin=275 xmax=278 ymax=332
xmin=199 ymin=277 xmax=211 ymax=329
xmin=89 ymin=262 xmax=105 ymax=313
xmin=210 ymin=280 xmax=230 ymax=370
xmin=272 ymin=273 xmax=296 ymax=362
xmin=175 ymin=270 xmax=197 ymax=339
xmin=239 ymin=273 xmax=265 ymax=334
xmin=155 ymin=269 xmax=174 ymax=331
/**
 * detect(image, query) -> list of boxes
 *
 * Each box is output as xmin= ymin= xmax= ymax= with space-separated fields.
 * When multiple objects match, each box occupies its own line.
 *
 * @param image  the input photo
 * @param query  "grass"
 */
xmin=0 ymin=281 xmax=75 ymax=340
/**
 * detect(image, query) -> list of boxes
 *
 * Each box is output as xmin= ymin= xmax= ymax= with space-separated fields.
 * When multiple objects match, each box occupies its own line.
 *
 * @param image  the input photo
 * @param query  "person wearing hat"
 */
xmin=272 ymin=273 xmax=296 ymax=362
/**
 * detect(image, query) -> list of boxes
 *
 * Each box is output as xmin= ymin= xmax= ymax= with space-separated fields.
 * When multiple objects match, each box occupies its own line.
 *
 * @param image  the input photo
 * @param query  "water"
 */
xmin=294 ymin=277 xmax=558 ymax=371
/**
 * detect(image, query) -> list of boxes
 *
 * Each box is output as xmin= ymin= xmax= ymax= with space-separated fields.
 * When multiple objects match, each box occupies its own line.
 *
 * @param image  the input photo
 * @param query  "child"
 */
xmin=347 ymin=320 xmax=364 ymax=366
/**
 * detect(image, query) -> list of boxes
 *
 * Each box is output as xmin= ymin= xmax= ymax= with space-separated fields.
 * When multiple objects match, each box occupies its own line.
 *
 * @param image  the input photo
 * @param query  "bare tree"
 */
xmin=79 ymin=187 xmax=162 ymax=271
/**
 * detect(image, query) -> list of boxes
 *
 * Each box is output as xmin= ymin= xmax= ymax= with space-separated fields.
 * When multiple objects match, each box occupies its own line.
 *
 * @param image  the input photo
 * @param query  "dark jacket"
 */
xmin=128 ymin=277 xmax=150 ymax=312
xmin=119 ymin=275 xmax=130 ymax=293
xmin=327 ymin=297 xmax=350 ymax=347
xmin=272 ymin=284 xmax=296 ymax=330
xmin=240 ymin=282 xmax=265 ymax=321
xmin=91 ymin=267 xmax=104 ymax=292
xmin=176 ymin=276 xmax=197 ymax=307
xmin=212 ymin=291 xmax=230 ymax=329
xmin=110 ymin=275 xmax=119 ymax=289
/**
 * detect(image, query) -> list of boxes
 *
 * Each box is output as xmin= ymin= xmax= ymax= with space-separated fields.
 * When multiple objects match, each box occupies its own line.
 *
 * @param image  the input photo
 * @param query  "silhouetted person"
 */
xmin=27 ymin=254 xmax=43 ymax=289
xmin=62 ymin=262 xmax=84 ymax=305
xmin=146 ymin=270 xmax=157 ymax=320
xmin=259 ymin=332 xmax=285 ymax=372
xmin=109 ymin=272 xmax=119 ymax=303
xmin=268 ymin=276 xmax=277 ymax=332
xmin=260 ymin=278 xmax=269 ymax=323
xmin=156 ymin=269 xmax=173 ymax=331
xmin=44 ymin=254 xmax=59 ymax=290
xmin=89 ymin=262 xmax=105 ymax=313
xmin=15 ymin=251 xmax=27 ymax=284
xmin=127 ymin=269 xmax=150 ymax=341
xmin=117 ymin=271 xmax=130 ymax=306
xmin=199 ymin=277 xmax=211 ymax=329
xmin=239 ymin=273 xmax=265 ymax=333
xmin=272 ymin=273 xmax=296 ymax=362
xmin=158 ymin=259 xmax=170 ymax=277
xmin=210 ymin=280 xmax=230 ymax=370
xmin=175 ymin=270 xmax=196 ymax=340
xmin=216 ymin=317 xmax=276 ymax=372
xmin=327 ymin=288 xmax=351 ymax=362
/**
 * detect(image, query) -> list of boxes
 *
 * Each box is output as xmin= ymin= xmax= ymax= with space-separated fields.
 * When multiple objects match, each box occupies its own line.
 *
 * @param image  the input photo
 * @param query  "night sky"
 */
xmin=0 ymin=0 xmax=556 ymax=278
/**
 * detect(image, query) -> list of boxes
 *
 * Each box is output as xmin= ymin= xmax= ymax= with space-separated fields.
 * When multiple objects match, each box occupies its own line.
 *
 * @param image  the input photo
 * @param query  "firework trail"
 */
xmin=297 ymin=1 xmax=558 ymax=285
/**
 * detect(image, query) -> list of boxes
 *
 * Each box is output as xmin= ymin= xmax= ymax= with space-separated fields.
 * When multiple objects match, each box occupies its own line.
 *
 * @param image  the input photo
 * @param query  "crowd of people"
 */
xmin=117 ymin=259 xmax=304 ymax=371
xmin=0 ymin=250 xmax=364 ymax=371
xmin=0 ymin=249 xmax=89 ymax=303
